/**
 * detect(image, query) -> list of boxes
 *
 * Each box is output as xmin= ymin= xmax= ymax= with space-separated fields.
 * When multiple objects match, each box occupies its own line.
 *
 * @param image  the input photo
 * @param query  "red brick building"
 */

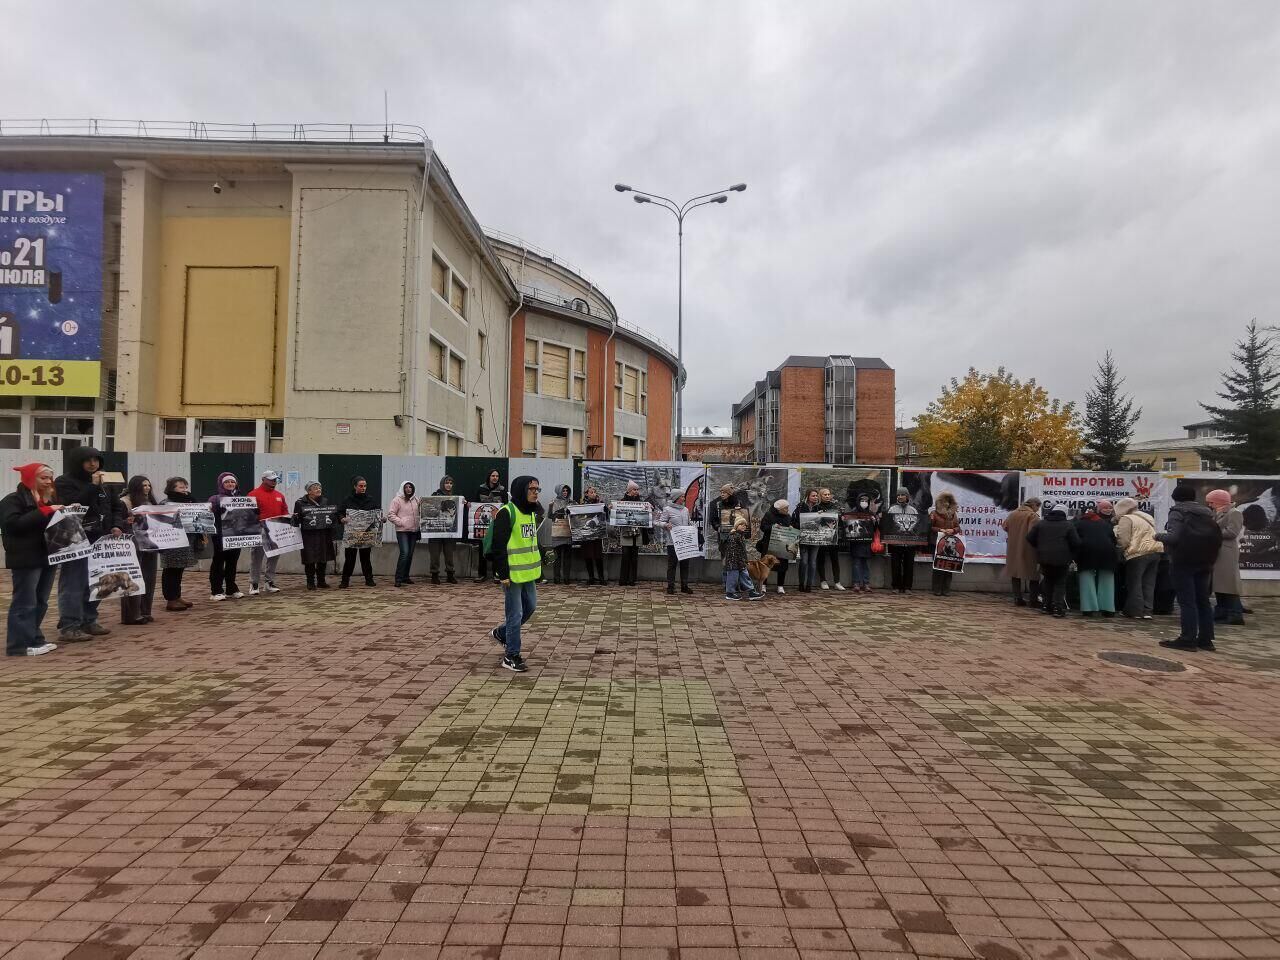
xmin=731 ymin=356 xmax=895 ymax=464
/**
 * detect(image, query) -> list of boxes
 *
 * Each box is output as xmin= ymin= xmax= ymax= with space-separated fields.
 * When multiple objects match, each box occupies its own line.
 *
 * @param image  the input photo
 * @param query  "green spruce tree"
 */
xmin=1200 ymin=320 xmax=1280 ymax=474
xmin=1082 ymin=351 xmax=1142 ymax=470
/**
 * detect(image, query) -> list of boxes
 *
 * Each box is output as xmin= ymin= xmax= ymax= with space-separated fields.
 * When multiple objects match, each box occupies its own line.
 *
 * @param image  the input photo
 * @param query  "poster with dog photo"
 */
xmin=131 ymin=505 xmax=188 ymax=552
xmin=218 ymin=497 xmax=263 ymax=549
xmin=767 ymin=523 xmax=800 ymax=561
xmin=87 ymin=538 xmax=146 ymax=601
xmin=933 ymin=533 xmax=966 ymax=573
xmin=609 ymin=500 xmax=654 ymax=529
xmin=342 ymin=509 xmax=383 ymax=548
xmin=419 ymin=496 xmax=463 ymax=539
xmin=568 ymin=503 xmax=606 ymax=542
xmin=45 ymin=509 xmax=92 ymax=566
xmin=901 ymin=468 xmax=1020 ymax=563
xmin=468 ymin=502 xmax=501 ymax=541
xmin=798 ymin=511 xmax=839 ymax=546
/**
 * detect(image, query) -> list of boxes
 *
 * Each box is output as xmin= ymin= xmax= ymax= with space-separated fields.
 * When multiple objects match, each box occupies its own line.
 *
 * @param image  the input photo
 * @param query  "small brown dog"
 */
xmin=747 ymin=553 xmax=779 ymax=586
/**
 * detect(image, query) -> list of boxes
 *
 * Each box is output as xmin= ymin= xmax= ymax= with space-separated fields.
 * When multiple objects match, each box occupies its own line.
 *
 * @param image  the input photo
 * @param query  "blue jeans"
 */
xmin=496 ymin=580 xmax=537 ymax=658
xmin=722 ymin=568 xmax=755 ymax=596
xmin=395 ymin=531 xmax=419 ymax=584
xmin=1171 ymin=565 xmax=1214 ymax=644
xmin=849 ymin=552 xmax=870 ymax=587
xmin=56 ymin=556 xmax=100 ymax=632
xmin=799 ymin=546 xmax=819 ymax=588
xmin=8 ymin=566 xmax=56 ymax=655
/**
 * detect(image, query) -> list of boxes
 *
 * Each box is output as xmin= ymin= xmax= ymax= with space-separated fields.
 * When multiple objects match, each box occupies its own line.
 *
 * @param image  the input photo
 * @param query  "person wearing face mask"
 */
xmin=337 ymin=476 xmax=379 ymax=588
xmin=816 ymin=488 xmax=845 ymax=590
xmin=1 ymin=463 xmax=60 ymax=656
xmin=486 ymin=475 xmax=544 ymax=673
xmin=884 ymin=488 xmax=920 ymax=594
xmin=160 ymin=477 xmax=200 ymax=612
xmin=208 ymin=472 xmax=246 ymax=600
xmin=428 ymin=476 xmax=459 ymax=585
xmin=846 ymin=492 xmax=876 ymax=593
xmin=294 ymin=481 xmax=335 ymax=590
xmin=578 ymin=486 xmax=608 ymax=585
xmin=120 ymin=475 xmax=160 ymax=625
xmin=54 ymin=445 xmax=123 ymax=642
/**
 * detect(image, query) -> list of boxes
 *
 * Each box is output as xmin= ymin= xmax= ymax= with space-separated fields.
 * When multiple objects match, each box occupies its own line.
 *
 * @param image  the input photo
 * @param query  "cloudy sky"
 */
xmin=9 ymin=1 xmax=1279 ymax=439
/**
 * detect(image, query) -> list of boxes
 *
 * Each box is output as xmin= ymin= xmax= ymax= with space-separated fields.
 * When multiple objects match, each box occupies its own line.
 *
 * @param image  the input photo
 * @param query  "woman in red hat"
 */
xmin=0 ymin=463 xmax=60 ymax=656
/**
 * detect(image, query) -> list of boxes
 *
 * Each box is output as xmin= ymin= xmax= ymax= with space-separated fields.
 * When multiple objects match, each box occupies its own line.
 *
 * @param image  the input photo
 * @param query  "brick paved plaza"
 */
xmin=0 ymin=581 xmax=1278 ymax=960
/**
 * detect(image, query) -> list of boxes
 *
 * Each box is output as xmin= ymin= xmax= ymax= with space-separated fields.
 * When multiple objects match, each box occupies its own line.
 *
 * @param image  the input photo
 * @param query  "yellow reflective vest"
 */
xmin=505 ymin=503 xmax=541 ymax=584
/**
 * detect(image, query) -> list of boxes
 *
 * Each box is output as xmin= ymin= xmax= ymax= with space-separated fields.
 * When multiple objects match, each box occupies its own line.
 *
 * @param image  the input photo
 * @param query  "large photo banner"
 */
xmin=797 ymin=466 xmax=892 ymax=516
xmin=703 ymin=465 xmax=797 ymax=560
xmin=568 ymin=503 xmax=606 ymax=542
xmin=1170 ymin=475 xmax=1280 ymax=580
xmin=263 ymin=518 xmax=303 ymax=558
xmin=1023 ymin=471 xmax=1167 ymax=521
xmin=901 ymin=468 xmax=1020 ymax=563
xmin=419 ymin=496 xmax=463 ymax=539
xmin=44 ymin=508 xmax=92 ymax=565
xmin=581 ymin=462 xmax=705 ymax=554
xmin=0 ymin=172 xmax=104 ymax=397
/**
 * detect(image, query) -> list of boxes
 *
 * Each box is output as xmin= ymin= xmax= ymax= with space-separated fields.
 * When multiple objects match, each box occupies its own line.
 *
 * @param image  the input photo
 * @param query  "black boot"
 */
xmin=446 ymin=572 xmax=456 ymax=584
xmin=365 ymin=577 xmax=375 ymax=587
xmin=339 ymin=578 xmax=349 ymax=589
xmin=432 ymin=572 xmax=441 ymax=585
xmin=305 ymin=569 xmax=316 ymax=591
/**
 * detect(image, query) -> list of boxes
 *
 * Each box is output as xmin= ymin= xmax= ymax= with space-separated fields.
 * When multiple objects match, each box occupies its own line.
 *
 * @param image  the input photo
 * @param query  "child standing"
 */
xmin=722 ymin=517 xmax=764 ymax=601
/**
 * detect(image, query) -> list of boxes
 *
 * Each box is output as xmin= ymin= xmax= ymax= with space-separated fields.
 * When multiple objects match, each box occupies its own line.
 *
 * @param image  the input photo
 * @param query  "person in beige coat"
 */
xmin=1114 ymin=497 xmax=1162 ymax=619
xmin=1002 ymin=498 xmax=1041 ymax=607
xmin=1206 ymin=489 xmax=1245 ymax=625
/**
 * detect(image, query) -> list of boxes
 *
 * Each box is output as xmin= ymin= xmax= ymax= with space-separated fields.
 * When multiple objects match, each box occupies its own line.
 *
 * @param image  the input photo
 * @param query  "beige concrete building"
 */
xmin=1125 ymin=419 xmax=1228 ymax=473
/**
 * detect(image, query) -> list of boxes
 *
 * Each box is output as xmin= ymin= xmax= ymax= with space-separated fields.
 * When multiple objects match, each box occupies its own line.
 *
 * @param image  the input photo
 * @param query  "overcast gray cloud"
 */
xmin=8 ymin=0 xmax=1280 ymax=439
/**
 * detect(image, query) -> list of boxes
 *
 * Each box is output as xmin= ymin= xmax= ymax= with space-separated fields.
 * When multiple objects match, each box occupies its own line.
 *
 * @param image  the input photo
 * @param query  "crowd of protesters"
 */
xmin=0 ymin=449 xmax=1255 ymax=662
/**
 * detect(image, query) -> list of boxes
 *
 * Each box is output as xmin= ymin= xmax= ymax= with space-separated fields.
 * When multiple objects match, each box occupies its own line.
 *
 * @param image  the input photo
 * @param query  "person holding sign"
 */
xmin=54 ymin=445 xmax=123 ymax=643
xmin=120 ymin=476 xmax=160 ymax=625
xmin=248 ymin=471 xmax=289 ymax=595
xmin=658 ymin=496 xmax=695 ymax=595
xmin=883 ymin=488 xmax=922 ymax=594
xmin=758 ymin=500 xmax=796 ymax=594
xmin=549 ymin=485 xmax=575 ymax=584
xmin=427 ymin=476 xmax=459 ymax=585
xmin=929 ymin=492 xmax=961 ymax=598
xmin=486 ymin=475 xmax=543 ymax=673
xmin=577 ymin=486 xmax=608 ymax=585
xmin=159 ymin=477 xmax=201 ymax=611
xmin=1 ymin=463 xmax=60 ymax=656
xmin=387 ymin=480 xmax=421 ymax=587
xmin=795 ymin=489 xmax=821 ymax=593
xmin=294 ymin=481 xmax=336 ymax=589
xmin=338 ymin=476 xmax=379 ymax=588
xmin=616 ymin=481 xmax=650 ymax=587
xmin=208 ymin=472 xmax=247 ymax=600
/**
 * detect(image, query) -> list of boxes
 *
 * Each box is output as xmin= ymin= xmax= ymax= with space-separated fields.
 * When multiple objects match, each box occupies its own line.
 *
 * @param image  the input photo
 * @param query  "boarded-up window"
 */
xmin=183 ymin=266 xmax=277 ymax=406
xmin=448 ymin=353 xmax=463 ymax=390
xmin=449 ymin=275 xmax=466 ymax=317
xmin=572 ymin=350 xmax=586 ymax=400
xmin=447 ymin=435 xmax=461 ymax=456
xmin=524 ymin=339 xmax=538 ymax=394
xmin=431 ymin=256 xmax=447 ymax=298
xmin=540 ymin=427 xmax=569 ymax=459
xmin=571 ymin=429 xmax=585 ymax=456
xmin=424 ymin=431 xmax=441 ymax=455
xmin=429 ymin=340 xmax=446 ymax=381
xmin=623 ymin=367 xmax=639 ymax=413
xmin=542 ymin=343 xmax=570 ymax=398
xmin=522 ymin=423 xmax=537 ymax=454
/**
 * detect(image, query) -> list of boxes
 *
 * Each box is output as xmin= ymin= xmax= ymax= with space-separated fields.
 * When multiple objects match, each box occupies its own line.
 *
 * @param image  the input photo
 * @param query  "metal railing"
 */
xmin=0 ymin=118 xmax=429 ymax=144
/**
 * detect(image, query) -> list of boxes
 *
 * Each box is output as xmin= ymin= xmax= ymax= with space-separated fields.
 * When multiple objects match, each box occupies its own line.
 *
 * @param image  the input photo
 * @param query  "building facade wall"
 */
xmin=778 ymin=367 xmax=825 ymax=462
xmin=854 ymin=367 xmax=895 ymax=464
xmin=645 ymin=356 xmax=673 ymax=460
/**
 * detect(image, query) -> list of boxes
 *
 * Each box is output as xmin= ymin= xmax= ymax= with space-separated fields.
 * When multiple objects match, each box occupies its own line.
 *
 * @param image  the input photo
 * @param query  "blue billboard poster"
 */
xmin=0 ymin=172 xmax=105 ymax=395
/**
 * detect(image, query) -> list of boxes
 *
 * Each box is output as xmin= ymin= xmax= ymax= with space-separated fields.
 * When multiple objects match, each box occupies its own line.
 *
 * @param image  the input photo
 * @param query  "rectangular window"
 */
xmin=623 ymin=367 xmax=639 ymax=413
xmin=267 ymin=419 xmax=285 ymax=454
xmin=448 ymin=353 xmax=464 ymax=391
xmin=103 ymin=417 xmax=116 ymax=453
xmin=475 ymin=407 xmax=485 ymax=445
xmin=478 ymin=330 xmax=487 ymax=370
xmin=1162 ymin=458 xmax=1177 ymax=471
xmin=449 ymin=275 xmax=467 ymax=317
xmin=447 ymin=435 xmax=461 ymax=457
xmin=429 ymin=339 xmax=446 ymax=382
xmin=542 ymin=343 xmax=570 ymax=399
xmin=162 ymin=418 xmax=187 ymax=453
xmin=1200 ymin=459 xmax=1219 ymax=472
xmin=431 ymin=255 xmax=447 ymax=299
xmin=524 ymin=338 xmax=539 ymax=395
xmin=571 ymin=428 xmax=585 ymax=457
xmin=0 ymin=415 xmax=21 ymax=449
xmin=618 ymin=436 xmax=639 ymax=461
xmin=522 ymin=422 xmax=537 ymax=455
xmin=424 ymin=430 xmax=441 ymax=456
xmin=572 ymin=350 xmax=586 ymax=401
xmin=539 ymin=426 xmax=569 ymax=459
xmin=639 ymin=370 xmax=648 ymax=415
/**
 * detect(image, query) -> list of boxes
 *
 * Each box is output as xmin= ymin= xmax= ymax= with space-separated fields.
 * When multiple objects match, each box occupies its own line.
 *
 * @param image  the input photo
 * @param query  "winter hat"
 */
xmin=896 ymin=487 xmax=909 ymax=498
xmin=13 ymin=462 xmax=51 ymax=491
xmin=1206 ymin=489 xmax=1232 ymax=509
xmin=773 ymin=498 xmax=789 ymax=511
xmin=216 ymin=472 xmax=238 ymax=491
xmin=1113 ymin=497 xmax=1137 ymax=516
xmin=1171 ymin=485 xmax=1196 ymax=503
xmin=1097 ymin=499 xmax=1114 ymax=516
xmin=305 ymin=480 xmax=322 ymax=493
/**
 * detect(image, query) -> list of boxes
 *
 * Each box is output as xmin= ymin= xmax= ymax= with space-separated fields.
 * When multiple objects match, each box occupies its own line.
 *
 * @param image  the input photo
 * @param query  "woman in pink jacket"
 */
xmin=387 ymin=480 xmax=421 ymax=587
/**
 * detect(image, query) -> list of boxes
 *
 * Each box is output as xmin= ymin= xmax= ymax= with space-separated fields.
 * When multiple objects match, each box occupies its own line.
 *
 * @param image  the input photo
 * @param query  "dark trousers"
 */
xmin=554 ymin=545 xmax=573 ymax=582
xmin=1011 ymin=576 xmax=1041 ymax=606
xmin=580 ymin=540 xmax=605 ymax=582
xmin=1123 ymin=554 xmax=1159 ymax=617
xmin=1214 ymin=592 xmax=1244 ymax=624
xmin=122 ymin=551 xmax=158 ymax=623
xmin=931 ymin=568 xmax=953 ymax=595
xmin=1172 ymin=565 xmax=1215 ymax=644
xmin=771 ymin=558 xmax=789 ymax=587
xmin=666 ymin=547 xmax=689 ymax=588
xmin=395 ymin=532 xmax=419 ymax=584
xmin=818 ymin=545 xmax=841 ymax=584
xmin=56 ymin=555 xmax=100 ymax=632
xmin=889 ymin=547 xmax=915 ymax=591
xmin=209 ymin=548 xmax=241 ymax=596
xmin=343 ymin=547 xmax=374 ymax=584
xmin=1040 ymin=564 xmax=1069 ymax=613
xmin=304 ymin=562 xmax=329 ymax=586
xmin=474 ymin=543 xmax=489 ymax=579
xmin=428 ymin=540 xmax=455 ymax=575
xmin=7 ymin=566 xmax=55 ymax=655
xmin=619 ymin=545 xmax=639 ymax=585
xmin=161 ymin=567 xmax=185 ymax=601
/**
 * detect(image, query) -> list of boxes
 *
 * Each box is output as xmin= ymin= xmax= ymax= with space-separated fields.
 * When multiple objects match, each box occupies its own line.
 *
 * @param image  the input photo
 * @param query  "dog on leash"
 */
xmin=747 ymin=553 xmax=779 ymax=587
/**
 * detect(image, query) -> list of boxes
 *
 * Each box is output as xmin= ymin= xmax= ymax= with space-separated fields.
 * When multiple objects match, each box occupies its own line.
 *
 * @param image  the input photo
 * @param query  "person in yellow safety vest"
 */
xmin=487 ymin=475 xmax=544 ymax=673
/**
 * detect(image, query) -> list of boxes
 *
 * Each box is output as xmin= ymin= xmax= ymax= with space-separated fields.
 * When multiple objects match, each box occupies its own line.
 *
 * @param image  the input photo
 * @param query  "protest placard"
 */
xmin=218 ymin=496 xmax=262 ymax=549
xmin=767 ymin=524 xmax=800 ymax=561
xmin=609 ymin=500 xmax=653 ymax=529
xmin=297 ymin=504 xmax=336 ymax=530
xmin=175 ymin=503 xmax=216 ymax=536
xmin=933 ymin=534 xmax=966 ymax=573
xmin=568 ymin=503 xmax=605 ymax=542
xmin=131 ymin=505 xmax=188 ymax=552
xmin=45 ymin=510 xmax=92 ymax=565
xmin=468 ymin=502 xmax=501 ymax=540
xmin=342 ymin=509 xmax=383 ymax=548
xmin=798 ymin=511 xmax=839 ymax=546
xmin=670 ymin=525 xmax=702 ymax=561
xmin=419 ymin=496 xmax=463 ymax=539
xmin=263 ymin=517 xmax=303 ymax=557
xmin=88 ymin=538 xmax=145 ymax=601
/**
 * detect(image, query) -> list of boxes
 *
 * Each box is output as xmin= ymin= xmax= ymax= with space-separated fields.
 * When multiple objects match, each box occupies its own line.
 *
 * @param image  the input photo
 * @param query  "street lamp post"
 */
xmin=614 ymin=182 xmax=745 ymax=452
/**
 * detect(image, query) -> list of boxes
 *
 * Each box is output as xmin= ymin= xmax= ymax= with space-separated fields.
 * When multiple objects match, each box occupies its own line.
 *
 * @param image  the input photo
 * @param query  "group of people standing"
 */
xmin=1002 ymin=486 xmax=1244 ymax=652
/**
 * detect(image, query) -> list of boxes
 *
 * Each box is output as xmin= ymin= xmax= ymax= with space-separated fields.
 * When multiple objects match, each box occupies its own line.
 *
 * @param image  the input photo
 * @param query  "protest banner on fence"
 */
xmin=1168 ymin=474 xmax=1280 ymax=579
xmin=703 ymin=465 xmax=795 ymax=561
xmin=297 ymin=504 xmax=335 ymax=531
xmin=933 ymin=534 xmax=966 ymax=573
xmin=881 ymin=504 xmax=930 ymax=546
xmin=670 ymin=525 xmax=702 ymax=561
xmin=45 ymin=510 xmax=92 ymax=565
xmin=568 ymin=503 xmax=605 ymax=542
xmin=419 ymin=496 xmax=463 ymax=539
xmin=342 ymin=509 xmax=383 ymax=548
xmin=798 ymin=511 xmax=839 ymax=546
xmin=175 ymin=503 xmax=216 ymax=536
xmin=263 ymin=518 xmax=303 ymax=557
xmin=468 ymin=502 xmax=501 ymax=540
xmin=581 ymin=462 xmax=705 ymax=554
xmin=901 ymin=469 xmax=1020 ymax=563
xmin=217 ymin=497 xmax=262 ymax=549
xmin=609 ymin=500 xmax=654 ymax=529
xmin=131 ymin=505 xmax=188 ymax=552
xmin=87 ymin=538 xmax=145 ymax=601
xmin=767 ymin=524 xmax=800 ymax=561
xmin=1022 ymin=470 xmax=1167 ymax=521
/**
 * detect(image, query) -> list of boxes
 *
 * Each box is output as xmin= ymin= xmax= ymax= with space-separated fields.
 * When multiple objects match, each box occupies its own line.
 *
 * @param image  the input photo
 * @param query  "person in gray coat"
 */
xmin=1206 ymin=489 xmax=1244 ymax=626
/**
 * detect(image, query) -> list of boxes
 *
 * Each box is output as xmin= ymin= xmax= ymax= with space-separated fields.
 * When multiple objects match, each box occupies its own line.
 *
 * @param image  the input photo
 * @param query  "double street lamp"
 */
xmin=614 ymin=181 xmax=746 ymax=448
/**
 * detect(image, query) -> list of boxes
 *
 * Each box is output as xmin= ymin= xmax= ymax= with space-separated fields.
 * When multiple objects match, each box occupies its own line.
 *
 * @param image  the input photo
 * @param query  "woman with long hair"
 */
xmin=121 ymin=475 xmax=159 ymax=624
xmin=160 ymin=477 xmax=201 ymax=612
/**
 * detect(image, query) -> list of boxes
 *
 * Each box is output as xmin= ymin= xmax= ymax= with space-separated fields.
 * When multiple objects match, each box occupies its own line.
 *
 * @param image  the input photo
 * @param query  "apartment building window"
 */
xmin=430 ymin=337 xmax=465 ymax=392
xmin=447 ymin=435 xmax=461 ymax=456
xmin=1200 ymin=459 xmax=1220 ymax=472
xmin=825 ymin=361 xmax=857 ymax=465
xmin=526 ymin=338 xmax=587 ymax=400
xmin=614 ymin=362 xmax=647 ymax=414
xmin=448 ymin=353 xmax=464 ymax=391
xmin=477 ymin=330 xmax=487 ymax=370
xmin=475 ymin=407 xmax=485 ymax=445
xmin=573 ymin=350 xmax=586 ymax=400
xmin=614 ymin=435 xmax=644 ymax=461
xmin=268 ymin=420 xmax=285 ymax=454
xmin=103 ymin=417 xmax=116 ymax=453
xmin=33 ymin=402 xmax=96 ymax=451
xmin=449 ymin=276 xmax=467 ymax=318
xmin=162 ymin=418 xmax=188 ymax=453
xmin=198 ymin=419 xmax=257 ymax=454
xmin=431 ymin=255 xmax=447 ymax=299
xmin=1162 ymin=458 xmax=1177 ymax=471
xmin=0 ymin=415 xmax=20 ymax=449
xmin=431 ymin=250 xmax=468 ymax=320
xmin=543 ymin=343 xmax=570 ymax=397
xmin=424 ymin=430 xmax=442 ymax=456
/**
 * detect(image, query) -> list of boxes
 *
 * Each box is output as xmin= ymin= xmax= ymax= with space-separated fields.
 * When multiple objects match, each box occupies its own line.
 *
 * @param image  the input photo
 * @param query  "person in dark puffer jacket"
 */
xmin=1156 ymin=485 xmax=1223 ymax=652
xmin=1073 ymin=500 xmax=1119 ymax=617
xmin=1027 ymin=504 xmax=1080 ymax=617
xmin=54 ymin=445 xmax=123 ymax=642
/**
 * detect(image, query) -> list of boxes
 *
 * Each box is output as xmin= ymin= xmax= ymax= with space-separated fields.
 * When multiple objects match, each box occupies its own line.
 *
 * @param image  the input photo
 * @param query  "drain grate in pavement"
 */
xmin=1099 ymin=651 xmax=1186 ymax=673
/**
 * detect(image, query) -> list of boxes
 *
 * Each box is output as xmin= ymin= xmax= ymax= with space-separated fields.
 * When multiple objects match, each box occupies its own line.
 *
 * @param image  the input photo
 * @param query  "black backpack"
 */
xmin=1178 ymin=508 xmax=1223 ymax=565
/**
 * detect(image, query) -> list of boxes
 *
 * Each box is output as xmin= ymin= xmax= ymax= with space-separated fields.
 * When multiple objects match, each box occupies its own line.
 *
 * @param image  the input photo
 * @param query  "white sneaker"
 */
xmin=265 ymin=583 xmax=281 ymax=593
xmin=1142 ymin=615 xmax=1153 ymax=620
xmin=229 ymin=591 xmax=244 ymax=600
xmin=210 ymin=593 xmax=227 ymax=601
xmin=248 ymin=585 xmax=260 ymax=596
xmin=23 ymin=645 xmax=53 ymax=656
xmin=820 ymin=581 xmax=830 ymax=590
xmin=37 ymin=642 xmax=57 ymax=652
xmin=834 ymin=583 xmax=846 ymax=591
xmin=776 ymin=586 xmax=785 ymax=594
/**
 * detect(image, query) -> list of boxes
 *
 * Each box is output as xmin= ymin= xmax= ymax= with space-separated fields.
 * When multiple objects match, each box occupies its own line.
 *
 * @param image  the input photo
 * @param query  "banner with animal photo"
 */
xmin=342 ymin=509 xmax=383 ymax=548
xmin=174 ymin=503 xmax=216 ymax=536
xmin=841 ymin=510 xmax=878 ymax=542
xmin=87 ymin=537 xmax=145 ymax=601
xmin=468 ymin=501 xmax=502 ymax=541
xmin=766 ymin=523 xmax=800 ymax=562
xmin=1022 ymin=471 xmax=1168 ymax=522
xmin=880 ymin=502 xmax=931 ymax=546
xmin=900 ymin=468 xmax=1020 ymax=563
xmin=670 ymin=525 xmax=702 ymax=561
xmin=216 ymin=497 xmax=262 ymax=549
xmin=797 ymin=466 xmax=893 ymax=517
xmin=703 ymin=464 xmax=798 ymax=560
xmin=297 ymin=504 xmax=336 ymax=531
xmin=933 ymin=534 xmax=966 ymax=573
xmin=609 ymin=500 xmax=654 ymax=529
xmin=45 ymin=509 xmax=92 ymax=565
xmin=130 ymin=505 xmax=188 ymax=552
xmin=580 ymin=461 xmax=705 ymax=554
xmin=797 ymin=511 xmax=839 ymax=546
xmin=262 ymin=517 xmax=303 ymax=558
xmin=1166 ymin=474 xmax=1280 ymax=579
xmin=419 ymin=496 xmax=463 ymax=539
xmin=568 ymin=503 xmax=606 ymax=542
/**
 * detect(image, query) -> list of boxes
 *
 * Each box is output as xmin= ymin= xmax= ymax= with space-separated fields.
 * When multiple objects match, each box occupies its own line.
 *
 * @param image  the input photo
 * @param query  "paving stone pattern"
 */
xmin=0 ymin=577 xmax=1277 ymax=959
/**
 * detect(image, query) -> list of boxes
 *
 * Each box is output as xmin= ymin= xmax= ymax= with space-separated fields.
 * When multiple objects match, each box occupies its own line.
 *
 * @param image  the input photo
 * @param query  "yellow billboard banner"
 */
xmin=0 ymin=360 xmax=100 ymax=397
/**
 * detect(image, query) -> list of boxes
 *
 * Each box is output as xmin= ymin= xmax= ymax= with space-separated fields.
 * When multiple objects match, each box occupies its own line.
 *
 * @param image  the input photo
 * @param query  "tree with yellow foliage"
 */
xmin=914 ymin=367 xmax=1083 ymax=469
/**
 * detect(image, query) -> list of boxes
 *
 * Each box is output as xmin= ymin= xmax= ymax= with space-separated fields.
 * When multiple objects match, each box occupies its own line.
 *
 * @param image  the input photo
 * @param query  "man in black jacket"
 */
xmin=1157 ymin=485 xmax=1223 ymax=652
xmin=1027 ymin=505 xmax=1080 ymax=617
xmin=54 ymin=445 xmax=123 ymax=642
xmin=472 ymin=469 xmax=508 ymax=581
xmin=486 ymin=476 xmax=544 ymax=673
xmin=1 ymin=463 xmax=60 ymax=656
